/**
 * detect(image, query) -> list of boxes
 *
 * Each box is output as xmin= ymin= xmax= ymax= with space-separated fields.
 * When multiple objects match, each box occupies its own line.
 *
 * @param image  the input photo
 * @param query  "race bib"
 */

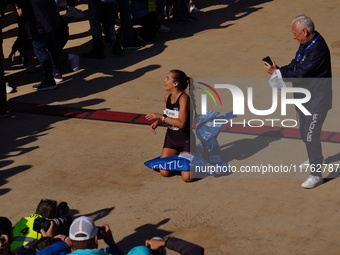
xmin=163 ymin=108 xmax=179 ymax=130
xmin=163 ymin=108 xmax=179 ymax=118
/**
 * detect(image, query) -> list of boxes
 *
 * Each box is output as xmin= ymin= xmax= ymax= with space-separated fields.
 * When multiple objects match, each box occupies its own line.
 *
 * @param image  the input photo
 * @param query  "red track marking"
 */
xmin=88 ymin=110 xmax=138 ymax=122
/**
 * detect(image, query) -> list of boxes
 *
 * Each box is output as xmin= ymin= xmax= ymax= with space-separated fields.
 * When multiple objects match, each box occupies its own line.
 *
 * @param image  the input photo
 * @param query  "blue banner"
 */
xmin=144 ymin=111 xmax=236 ymax=175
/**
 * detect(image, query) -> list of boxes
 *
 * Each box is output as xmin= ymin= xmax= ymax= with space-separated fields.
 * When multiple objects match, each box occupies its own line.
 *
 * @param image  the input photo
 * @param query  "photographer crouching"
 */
xmin=11 ymin=199 xmax=73 ymax=253
xmin=36 ymin=216 xmax=123 ymax=255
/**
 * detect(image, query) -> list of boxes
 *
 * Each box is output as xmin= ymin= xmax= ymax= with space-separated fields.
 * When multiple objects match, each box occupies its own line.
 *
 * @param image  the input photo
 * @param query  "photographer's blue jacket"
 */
xmin=36 ymin=241 xmax=123 ymax=255
xmin=279 ymin=32 xmax=332 ymax=113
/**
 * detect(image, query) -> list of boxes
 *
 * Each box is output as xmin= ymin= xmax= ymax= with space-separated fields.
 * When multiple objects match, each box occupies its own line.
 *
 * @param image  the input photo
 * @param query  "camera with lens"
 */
xmin=0 ymin=231 xmax=6 ymax=247
xmin=96 ymin=226 xmax=105 ymax=239
xmin=0 ymin=236 xmax=5 ymax=245
xmin=33 ymin=215 xmax=73 ymax=233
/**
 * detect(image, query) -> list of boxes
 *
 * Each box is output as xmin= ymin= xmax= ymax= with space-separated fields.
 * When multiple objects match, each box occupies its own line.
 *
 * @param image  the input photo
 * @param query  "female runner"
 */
xmin=145 ymin=69 xmax=192 ymax=182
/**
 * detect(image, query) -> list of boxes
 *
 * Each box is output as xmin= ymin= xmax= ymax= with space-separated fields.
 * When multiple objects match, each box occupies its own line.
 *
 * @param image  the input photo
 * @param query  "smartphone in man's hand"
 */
xmin=262 ymin=56 xmax=273 ymax=65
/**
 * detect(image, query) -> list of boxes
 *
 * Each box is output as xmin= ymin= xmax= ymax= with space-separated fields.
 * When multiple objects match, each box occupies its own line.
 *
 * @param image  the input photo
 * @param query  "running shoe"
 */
xmin=301 ymin=175 xmax=323 ymax=189
xmin=6 ymin=82 xmax=14 ymax=93
xmin=188 ymin=3 xmax=199 ymax=13
xmin=54 ymin=73 xmax=64 ymax=83
xmin=33 ymin=83 xmax=57 ymax=91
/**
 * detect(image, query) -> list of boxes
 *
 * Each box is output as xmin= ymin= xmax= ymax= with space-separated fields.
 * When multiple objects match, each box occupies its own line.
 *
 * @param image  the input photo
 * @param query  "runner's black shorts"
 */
xmin=163 ymin=129 xmax=190 ymax=152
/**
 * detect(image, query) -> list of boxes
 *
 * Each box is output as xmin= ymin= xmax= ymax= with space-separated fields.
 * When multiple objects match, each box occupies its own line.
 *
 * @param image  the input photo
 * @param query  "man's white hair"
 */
xmin=291 ymin=15 xmax=315 ymax=32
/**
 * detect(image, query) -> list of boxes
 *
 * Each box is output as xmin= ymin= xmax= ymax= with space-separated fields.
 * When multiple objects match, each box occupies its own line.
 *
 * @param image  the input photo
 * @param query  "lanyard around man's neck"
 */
xmin=295 ymin=34 xmax=321 ymax=63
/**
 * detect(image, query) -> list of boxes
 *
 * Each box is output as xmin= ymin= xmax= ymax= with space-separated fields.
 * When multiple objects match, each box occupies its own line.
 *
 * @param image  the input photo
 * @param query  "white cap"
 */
xmin=69 ymin=216 xmax=97 ymax=241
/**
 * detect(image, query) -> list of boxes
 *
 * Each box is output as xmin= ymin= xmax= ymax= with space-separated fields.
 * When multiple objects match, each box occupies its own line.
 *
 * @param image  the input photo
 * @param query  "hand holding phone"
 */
xmin=96 ymin=226 xmax=106 ymax=239
xmin=262 ymin=56 xmax=273 ymax=65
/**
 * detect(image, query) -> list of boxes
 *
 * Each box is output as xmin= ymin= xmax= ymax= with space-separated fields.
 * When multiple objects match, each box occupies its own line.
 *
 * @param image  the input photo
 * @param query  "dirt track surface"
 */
xmin=1 ymin=0 xmax=340 ymax=254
